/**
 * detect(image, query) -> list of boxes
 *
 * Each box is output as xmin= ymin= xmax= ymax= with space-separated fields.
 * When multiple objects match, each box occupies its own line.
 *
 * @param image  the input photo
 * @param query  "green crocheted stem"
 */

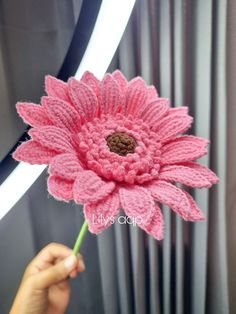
xmin=73 ymin=220 xmax=88 ymax=255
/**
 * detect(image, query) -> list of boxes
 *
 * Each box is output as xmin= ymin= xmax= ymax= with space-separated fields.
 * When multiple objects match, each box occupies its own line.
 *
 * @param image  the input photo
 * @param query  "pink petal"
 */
xmin=49 ymin=153 xmax=83 ymax=180
xmin=47 ymin=175 xmax=73 ymax=202
xmin=112 ymin=70 xmax=128 ymax=93
xmin=16 ymin=102 xmax=52 ymax=127
xmin=168 ymin=106 xmax=189 ymax=115
xmin=100 ymin=74 xmax=122 ymax=115
xmin=81 ymin=71 xmax=101 ymax=99
xmin=156 ymin=114 xmax=193 ymax=142
xmin=125 ymin=77 xmax=148 ymax=116
xmin=42 ymin=96 xmax=81 ymax=133
xmin=68 ymin=78 xmax=98 ymax=120
xmin=147 ymin=85 xmax=159 ymax=102
xmin=141 ymin=204 xmax=164 ymax=240
xmin=73 ymin=170 xmax=115 ymax=204
xmin=45 ymin=75 xmax=70 ymax=102
xmin=161 ymin=136 xmax=209 ymax=164
xmin=182 ymin=162 xmax=219 ymax=184
xmin=29 ymin=126 xmax=74 ymax=153
xmin=182 ymin=191 xmax=205 ymax=221
xmin=13 ymin=140 xmax=57 ymax=164
xmin=84 ymin=193 xmax=120 ymax=233
xmin=147 ymin=180 xmax=192 ymax=220
xmin=139 ymin=98 xmax=170 ymax=125
xmin=119 ymin=185 xmax=155 ymax=226
xmin=158 ymin=165 xmax=211 ymax=188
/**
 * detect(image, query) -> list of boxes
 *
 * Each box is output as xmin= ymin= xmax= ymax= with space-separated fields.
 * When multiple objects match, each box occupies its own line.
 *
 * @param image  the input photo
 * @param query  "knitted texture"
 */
xmin=13 ymin=70 xmax=219 ymax=240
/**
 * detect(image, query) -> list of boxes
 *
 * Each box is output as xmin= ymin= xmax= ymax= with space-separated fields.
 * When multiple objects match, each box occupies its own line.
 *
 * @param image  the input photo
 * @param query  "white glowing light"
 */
xmin=0 ymin=0 xmax=136 ymax=219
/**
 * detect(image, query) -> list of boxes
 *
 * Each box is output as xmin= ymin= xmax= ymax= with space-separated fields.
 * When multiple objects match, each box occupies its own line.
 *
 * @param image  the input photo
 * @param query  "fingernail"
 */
xmin=78 ymin=259 xmax=85 ymax=271
xmin=64 ymin=255 xmax=77 ymax=269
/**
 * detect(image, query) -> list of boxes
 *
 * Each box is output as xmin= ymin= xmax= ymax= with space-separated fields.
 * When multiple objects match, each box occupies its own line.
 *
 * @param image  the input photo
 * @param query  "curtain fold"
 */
xmin=0 ymin=0 xmax=232 ymax=313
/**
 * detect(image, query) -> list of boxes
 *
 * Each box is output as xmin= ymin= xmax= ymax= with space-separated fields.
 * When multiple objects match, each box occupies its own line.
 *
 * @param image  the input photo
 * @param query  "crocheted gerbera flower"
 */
xmin=13 ymin=70 xmax=218 ymax=240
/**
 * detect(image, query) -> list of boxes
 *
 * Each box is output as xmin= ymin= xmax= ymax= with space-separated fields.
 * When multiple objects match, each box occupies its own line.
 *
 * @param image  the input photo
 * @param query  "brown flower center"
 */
xmin=106 ymin=132 xmax=137 ymax=156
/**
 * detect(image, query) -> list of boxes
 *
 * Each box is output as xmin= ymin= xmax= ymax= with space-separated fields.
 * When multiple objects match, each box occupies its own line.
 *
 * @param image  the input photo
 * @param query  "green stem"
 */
xmin=73 ymin=220 xmax=88 ymax=255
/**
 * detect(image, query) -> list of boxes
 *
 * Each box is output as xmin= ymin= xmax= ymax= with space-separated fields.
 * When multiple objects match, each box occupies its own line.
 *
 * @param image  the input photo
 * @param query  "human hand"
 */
xmin=10 ymin=243 xmax=85 ymax=314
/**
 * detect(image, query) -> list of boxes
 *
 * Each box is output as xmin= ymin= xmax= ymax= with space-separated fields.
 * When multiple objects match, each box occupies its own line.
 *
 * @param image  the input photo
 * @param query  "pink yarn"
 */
xmin=13 ymin=70 xmax=219 ymax=240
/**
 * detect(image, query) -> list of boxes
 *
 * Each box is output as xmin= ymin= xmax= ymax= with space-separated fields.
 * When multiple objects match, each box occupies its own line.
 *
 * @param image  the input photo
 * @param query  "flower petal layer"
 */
xmin=16 ymin=102 xmax=51 ymax=127
xmin=47 ymin=175 xmax=73 ymax=201
xmin=45 ymin=75 xmax=69 ymax=102
xmin=141 ymin=204 xmax=164 ymax=240
xmin=161 ymin=136 xmax=208 ymax=164
xmin=49 ymin=153 xmax=83 ymax=180
xmin=147 ymin=180 xmax=192 ymax=220
xmin=73 ymin=170 xmax=115 ymax=204
xmin=13 ymin=140 xmax=57 ymax=164
xmin=68 ymin=78 xmax=98 ymax=120
xmin=182 ymin=162 xmax=219 ymax=184
xmin=29 ymin=126 xmax=74 ymax=153
xmin=119 ymin=185 xmax=155 ymax=226
xmin=156 ymin=114 xmax=193 ymax=143
xmin=125 ymin=77 xmax=147 ymax=116
xmin=158 ymin=164 xmax=211 ymax=187
xmin=100 ymin=74 xmax=122 ymax=115
xmin=85 ymin=193 xmax=120 ymax=233
xmin=42 ymin=96 xmax=81 ymax=133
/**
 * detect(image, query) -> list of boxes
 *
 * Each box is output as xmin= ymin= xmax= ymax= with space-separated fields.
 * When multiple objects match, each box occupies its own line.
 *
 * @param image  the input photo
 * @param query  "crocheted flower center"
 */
xmin=106 ymin=132 xmax=137 ymax=156
xmin=77 ymin=114 xmax=161 ymax=184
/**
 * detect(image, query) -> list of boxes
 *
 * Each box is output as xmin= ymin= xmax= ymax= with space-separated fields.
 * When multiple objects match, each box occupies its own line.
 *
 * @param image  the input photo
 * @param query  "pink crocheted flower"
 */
xmin=13 ymin=70 xmax=218 ymax=240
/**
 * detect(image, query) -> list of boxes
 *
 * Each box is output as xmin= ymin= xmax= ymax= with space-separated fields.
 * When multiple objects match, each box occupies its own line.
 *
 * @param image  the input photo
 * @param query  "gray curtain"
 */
xmin=0 ymin=0 xmax=233 ymax=313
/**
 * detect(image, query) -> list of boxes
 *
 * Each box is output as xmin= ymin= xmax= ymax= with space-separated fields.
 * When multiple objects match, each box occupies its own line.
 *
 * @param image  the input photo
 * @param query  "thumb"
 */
xmin=31 ymin=255 xmax=77 ymax=289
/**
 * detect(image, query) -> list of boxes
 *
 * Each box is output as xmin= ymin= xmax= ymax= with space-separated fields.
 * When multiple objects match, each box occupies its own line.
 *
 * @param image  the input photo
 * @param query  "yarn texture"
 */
xmin=13 ymin=70 xmax=219 ymax=240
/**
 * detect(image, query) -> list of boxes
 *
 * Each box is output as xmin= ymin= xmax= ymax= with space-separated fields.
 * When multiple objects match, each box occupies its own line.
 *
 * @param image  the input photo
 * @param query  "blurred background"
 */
xmin=0 ymin=0 xmax=235 ymax=313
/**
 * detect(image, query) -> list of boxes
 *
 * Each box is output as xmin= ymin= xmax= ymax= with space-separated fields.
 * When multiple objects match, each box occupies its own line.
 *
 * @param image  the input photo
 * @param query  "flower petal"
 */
xmin=42 ymin=96 xmax=81 ymax=133
xmin=182 ymin=162 xmax=219 ymax=184
xmin=13 ymin=140 xmax=57 ymax=164
xmin=158 ymin=165 xmax=211 ymax=188
xmin=100 ymin=74 xmax=122 ymax=115
xmin=147 ymin=85 xmax=159 ymax=102
xmin=49 ymin=153 xmax=83 ymax=180
xmin=161 ymin=136 xmax=209 ymax=164
xmin=16 ymin=102 xmax=52 ymax=127
xmin=47 ymin=175 xmax=73 ymax=201
xmin=125 ymin=77 xmax=148 ymax=116
xmin=168 ymin=106 xmax=189 ymax=115
xmin=139 ymin=98 xmax=170 ymax=125
xmin=85 ymin=193 xmax=120 ymax=233
xmin=73 ymin=170 xmax=115 ymax=204
xmin=81 ymin=71 xmax=101 ymax=98
xmin=45 ymin=75 xmax=69 ymax=102
xmin=156 ymin=114 xmax=193 ymax=142
xmin=119 ymin=185 xmax=155 ymax=226
xmin=112 ymin=70 xmax=128 ymax=93
xmin=141 ymin=204 xmax=164 ymax=240
xmin=147 ymin=180 xmax=192 ymax=220
xmin=182 ymin=191 xmax=205 ymax=221
xmin=68 ymin=78 xmax=98 ymax=120
xmin=29 ymin=126 xmax=74 ymax=153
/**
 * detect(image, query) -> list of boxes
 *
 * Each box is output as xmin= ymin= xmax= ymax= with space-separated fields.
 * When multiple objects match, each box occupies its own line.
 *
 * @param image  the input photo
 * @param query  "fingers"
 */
xmin=30 ymin=254 xmax=85 ymax=289
xmin=24 ymin=243 xmax=85 ymax=285
xmin=32 ymin=243 xmax=73 ymax=266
